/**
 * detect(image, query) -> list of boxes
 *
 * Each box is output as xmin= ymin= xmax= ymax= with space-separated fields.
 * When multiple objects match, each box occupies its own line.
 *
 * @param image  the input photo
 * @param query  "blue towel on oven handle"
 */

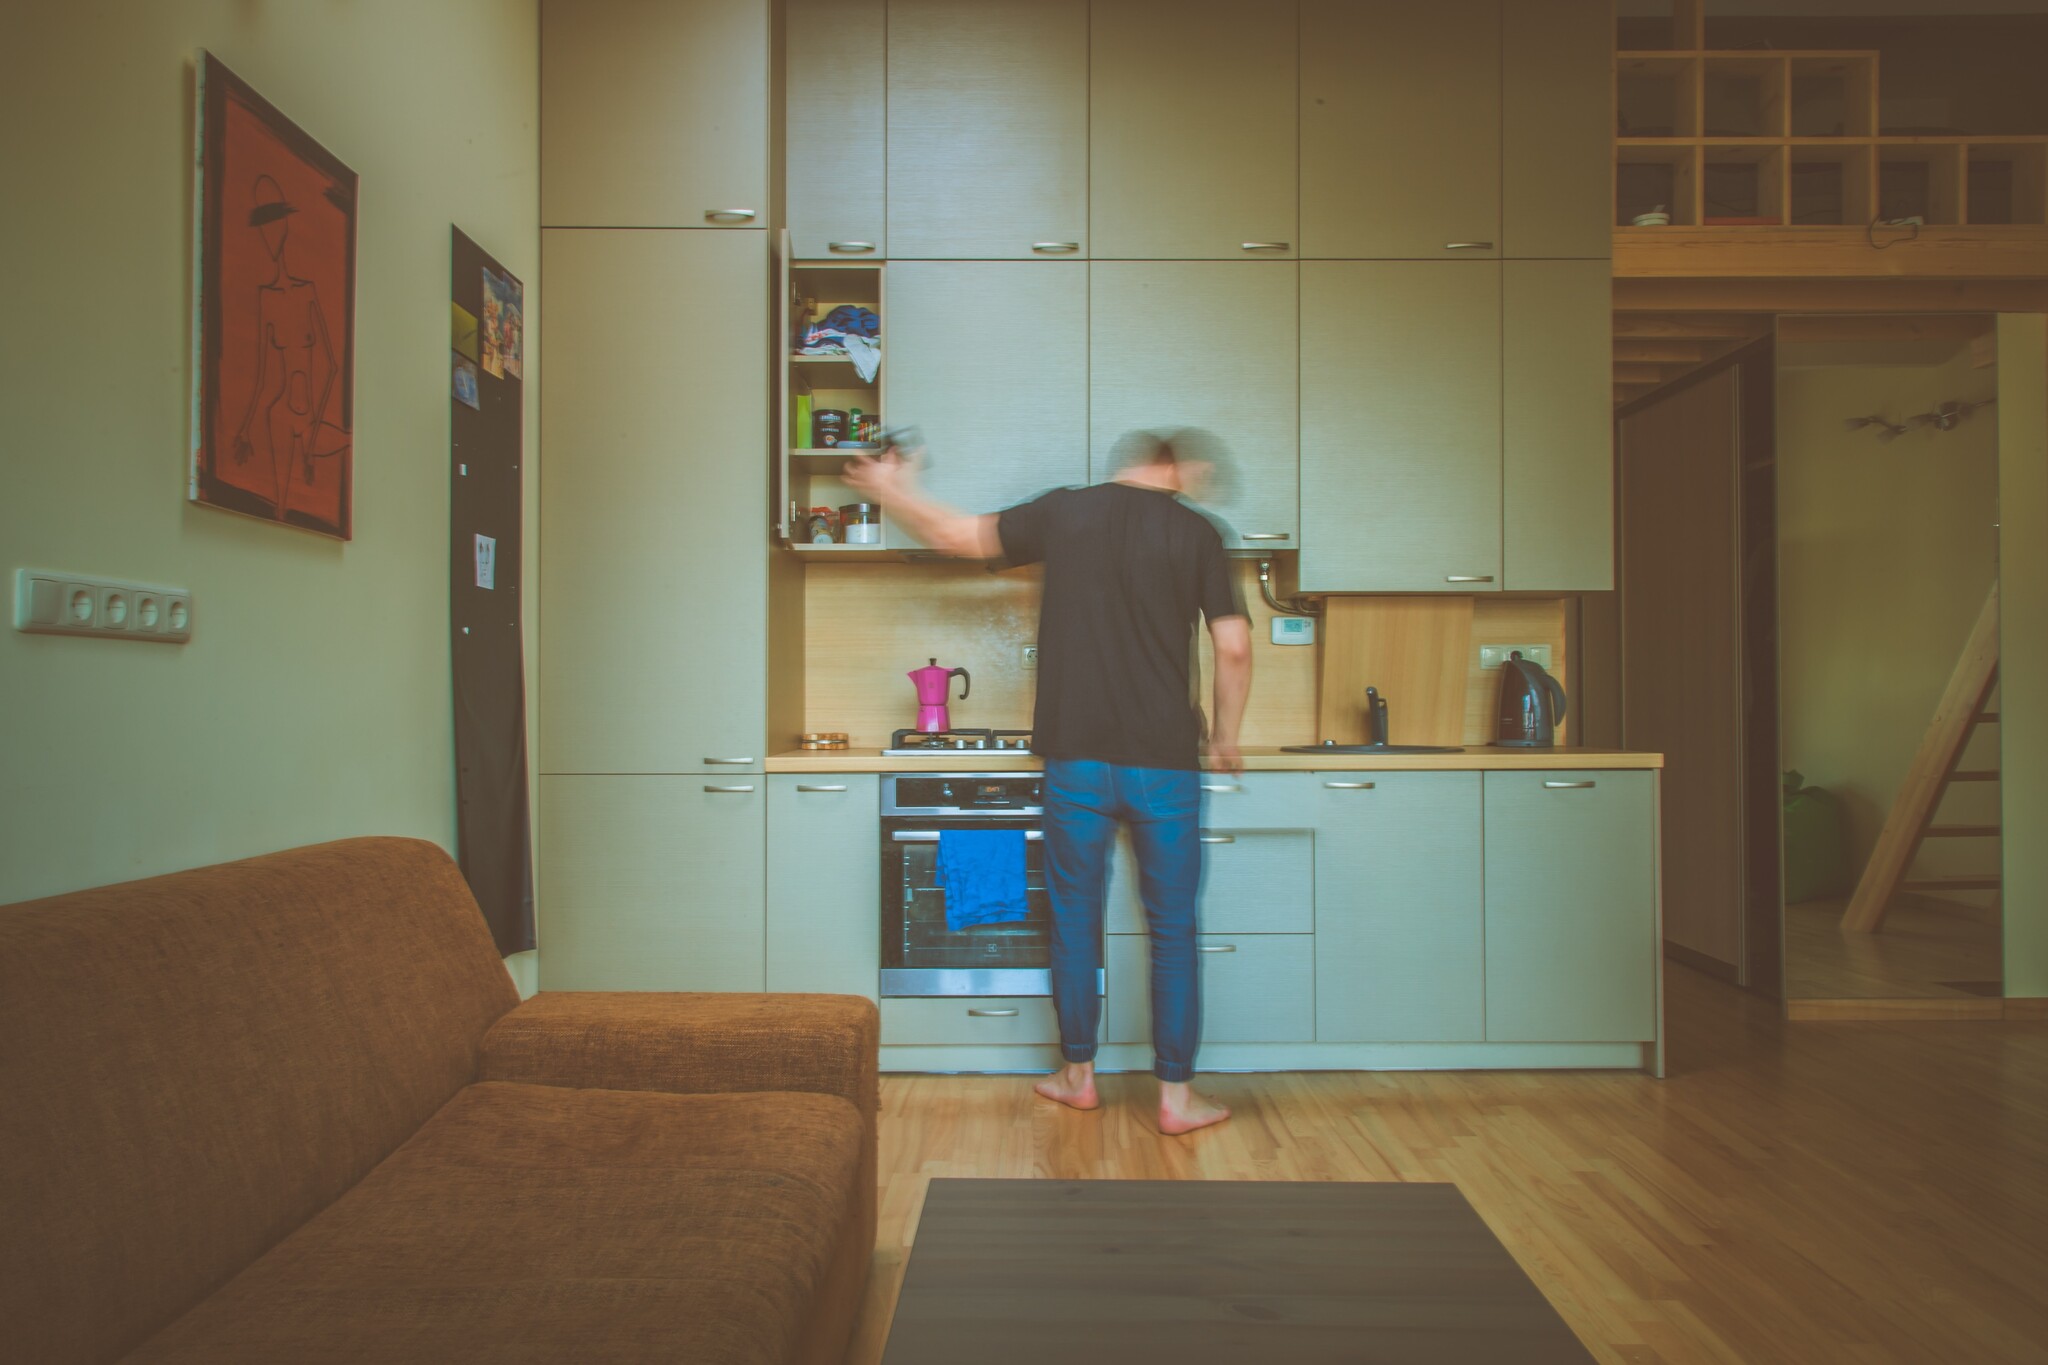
xmin=935 ymin=829 xmax=1030 ymax=931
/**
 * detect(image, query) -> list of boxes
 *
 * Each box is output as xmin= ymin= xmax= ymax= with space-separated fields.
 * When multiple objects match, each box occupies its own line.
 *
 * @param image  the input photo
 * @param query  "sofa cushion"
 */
xmin=122 ymin=1081 xmax=866 ymax=1365
xmin=0 ymin=838 xmax=520 ymax=1365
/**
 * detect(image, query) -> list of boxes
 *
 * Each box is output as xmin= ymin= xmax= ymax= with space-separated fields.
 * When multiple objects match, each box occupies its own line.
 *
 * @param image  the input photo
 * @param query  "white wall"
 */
xmin=0 ymin=0 xmax=539 ymax=986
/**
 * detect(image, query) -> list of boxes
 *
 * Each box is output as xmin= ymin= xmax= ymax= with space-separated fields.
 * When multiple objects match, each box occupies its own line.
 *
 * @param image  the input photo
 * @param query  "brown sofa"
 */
xmin=0 ymin=837 xmax=878 ymax=1365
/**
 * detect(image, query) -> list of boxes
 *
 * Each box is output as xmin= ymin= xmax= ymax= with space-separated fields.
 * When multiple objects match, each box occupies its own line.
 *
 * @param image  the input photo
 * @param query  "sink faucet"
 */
xmin=1364 ymin=687 xmax=1390 ymax=746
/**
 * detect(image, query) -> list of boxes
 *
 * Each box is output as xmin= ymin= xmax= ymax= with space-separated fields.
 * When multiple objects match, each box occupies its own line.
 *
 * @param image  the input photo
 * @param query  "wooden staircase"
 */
xmin=1841 ymin=585 xmax=2001 ymax=933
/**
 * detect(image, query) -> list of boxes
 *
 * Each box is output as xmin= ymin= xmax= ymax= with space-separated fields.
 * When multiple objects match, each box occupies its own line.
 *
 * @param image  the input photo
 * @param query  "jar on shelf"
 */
xmin=840 ymin=503 xmax=881 ymax=545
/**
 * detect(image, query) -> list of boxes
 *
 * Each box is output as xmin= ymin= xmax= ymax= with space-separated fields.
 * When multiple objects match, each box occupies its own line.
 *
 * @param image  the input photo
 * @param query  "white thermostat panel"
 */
xmin=1270 ymin=616 xmax=1315 ymax=646
xmin=15 ymin=569 xmax=193 ymax=643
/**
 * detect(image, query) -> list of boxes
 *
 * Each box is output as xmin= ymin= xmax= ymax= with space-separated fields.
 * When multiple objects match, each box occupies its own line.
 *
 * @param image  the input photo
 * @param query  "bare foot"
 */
xmin=1033 ymin=1062 xmax=1101 ymax=1111
xmin=1157 ymin=1080 xmax=1230 ymax=1135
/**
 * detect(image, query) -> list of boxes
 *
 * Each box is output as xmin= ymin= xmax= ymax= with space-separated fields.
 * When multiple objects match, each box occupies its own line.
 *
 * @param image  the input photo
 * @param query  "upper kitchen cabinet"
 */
xmin=887 ymin=0 xmax=1088 ymax=260
xmin=787 ymin=0 xmax=885 ymax=259
xmin=1090 ymin=263 xmax=1299 ymax=549
xmin=541 ymin=0 xmax=767 ymax=228
xmin=541 ymin=229 xmax=768 ymax=773
xmin=885 ymin=262 xmax=1088 ymax=545
xmin=1300 ymin=261 xmax=1502 ymax=593
xmin=1301 ymin=0 xmax=1502 ymax=260
xmin=1503 ymin=0 xmax=1614 ymax=260
xmin=1090 ymin=0 xmax=1297 ymax=259
xmin=1504 ymin=260 xmax=1614 ymax=590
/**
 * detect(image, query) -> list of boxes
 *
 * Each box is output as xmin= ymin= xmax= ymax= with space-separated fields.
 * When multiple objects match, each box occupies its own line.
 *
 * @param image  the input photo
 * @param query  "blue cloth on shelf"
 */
xmin=821 ymin=304 xmax=880 ymax=339
xmin=936 ymin=829 xmax=1030 ymax=932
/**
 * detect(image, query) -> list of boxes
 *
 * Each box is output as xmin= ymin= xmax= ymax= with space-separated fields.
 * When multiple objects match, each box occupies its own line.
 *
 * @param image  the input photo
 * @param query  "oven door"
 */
xmin=880 ymin=820 xmax=1095 ymax=997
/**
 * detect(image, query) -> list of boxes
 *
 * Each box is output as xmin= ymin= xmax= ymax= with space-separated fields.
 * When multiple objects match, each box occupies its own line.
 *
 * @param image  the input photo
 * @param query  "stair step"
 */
xmin=1925 ymin=825 xmax=2002 ymax=838
xmin=1948 ymin=770 xmax=2001 ymax=782
xmin=1902 ymin=875 xmax=2002 ymax=892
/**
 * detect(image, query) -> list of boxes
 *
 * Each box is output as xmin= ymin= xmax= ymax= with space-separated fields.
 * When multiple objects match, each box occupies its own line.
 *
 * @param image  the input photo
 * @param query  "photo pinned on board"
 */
xmin=481 ymin=268 xmax=523 ymax=380
xmin=451 ymin=302 xmax=479 ymax=362
xmin=453 ymin=353 xmax=480 ymax=409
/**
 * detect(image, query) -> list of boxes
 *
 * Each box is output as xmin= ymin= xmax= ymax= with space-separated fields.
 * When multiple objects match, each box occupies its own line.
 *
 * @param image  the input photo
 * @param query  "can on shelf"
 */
xmin=840 ymin=503 xmax=881 ymax=545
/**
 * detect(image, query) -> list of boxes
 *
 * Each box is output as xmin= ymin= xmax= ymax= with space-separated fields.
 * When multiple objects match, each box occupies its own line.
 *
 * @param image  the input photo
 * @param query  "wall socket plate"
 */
xmin=1478 ymin=642 xmax=1550 ymax=670
xmin=15 ymin=569 xmax=192 ymax=643
xmin=1021 ymin=645 xmax=1039 ymax=670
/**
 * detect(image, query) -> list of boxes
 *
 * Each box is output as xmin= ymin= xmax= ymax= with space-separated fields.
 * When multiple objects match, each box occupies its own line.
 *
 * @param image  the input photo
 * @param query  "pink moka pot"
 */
xmin=907 ymin=658 xmax=971 ymax=733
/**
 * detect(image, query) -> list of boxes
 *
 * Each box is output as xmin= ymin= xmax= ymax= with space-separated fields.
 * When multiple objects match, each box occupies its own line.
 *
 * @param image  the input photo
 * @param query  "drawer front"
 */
xmin=1109 ymin=828 xmax=1314 ymax=935
xmin=1194 ymin=770 xmax=1316 ymax=827
xmin=1106 ymin=933 xmax=1314 ymax=1044
xmin=882 ymin=996 xmax=1061 ymax=1046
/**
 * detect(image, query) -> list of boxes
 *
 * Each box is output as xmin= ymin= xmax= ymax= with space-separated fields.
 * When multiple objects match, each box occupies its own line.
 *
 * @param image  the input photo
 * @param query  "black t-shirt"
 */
xmin=997 ymin=482 xmax=1247 ymax=772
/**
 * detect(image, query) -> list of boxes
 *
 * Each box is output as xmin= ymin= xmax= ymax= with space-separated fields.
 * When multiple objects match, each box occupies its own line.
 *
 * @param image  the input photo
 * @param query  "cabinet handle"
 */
xmin=704 ymin=784 xmax=757 ymax=794
xmin=1324 ymin=781 xmax=1376 ymax=790
xmin=705 ymin=757 xmax=756 ymax=765
xmin=1446 ymin=576 xmax=1495 ymax=584
xmin=1199 ymin=834 xmax=1236 ymax=845
xmin=968 ymin=1007 xmax=1020 ymax=1017
xmin=1031 ymin=241 xmax=1080 ymax=254
xmin=1200 ymin=783 xmax=1242 ymax=794
xmin=827 ymin=241 xmax=876 ymax=254
xmin=1444 ymin=241 xmax=1494 ymax=250
xmin=1241 ymin=242 xmax=1290 ymax=251
xmin=1197 ymin=944 xmax=1238 ymax=954
xmin=1544 ymin=780 xmax=1597 ymax=790
xmin=1241 ymin=532 xmax=1291 ymax=542
xmin=894 ymin=830 xmax=1045 ymax=843
xmin=705 ymin=209 xmax=756 ymax=223
xmin=796 ymin=784 xmax=848 ymax=793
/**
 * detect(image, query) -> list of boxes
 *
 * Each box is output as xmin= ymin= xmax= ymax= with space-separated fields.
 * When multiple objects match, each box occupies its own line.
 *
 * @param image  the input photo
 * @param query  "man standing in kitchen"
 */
xmin=843 ymin=430 xmax=1251 ymax=1135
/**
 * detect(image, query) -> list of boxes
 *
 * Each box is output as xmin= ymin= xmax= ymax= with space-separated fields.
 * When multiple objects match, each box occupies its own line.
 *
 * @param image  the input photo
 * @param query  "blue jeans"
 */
xmin=1042 ymin=759 xmax=1202 ymax=1083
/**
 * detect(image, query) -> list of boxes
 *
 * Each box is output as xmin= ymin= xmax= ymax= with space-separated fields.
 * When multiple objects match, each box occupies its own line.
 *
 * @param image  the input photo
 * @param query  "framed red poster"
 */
xmin=192 ymin=52 xmax=358 ymax=539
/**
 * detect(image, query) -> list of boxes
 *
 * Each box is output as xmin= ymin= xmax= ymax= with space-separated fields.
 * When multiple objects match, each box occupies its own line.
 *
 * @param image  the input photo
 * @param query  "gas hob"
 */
xmin=883 ymin=727 xmax=1035 ymax=757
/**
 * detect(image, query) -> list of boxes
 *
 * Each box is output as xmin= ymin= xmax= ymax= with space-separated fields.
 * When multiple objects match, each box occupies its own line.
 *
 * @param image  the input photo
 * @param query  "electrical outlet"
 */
xmin=1021 ymin=645 xmax=1039 ymax=670
xmin=1478 ymin=643 xmax=1552 ymax=670
xmin=16 ymin=570 xmax=192 ymax=643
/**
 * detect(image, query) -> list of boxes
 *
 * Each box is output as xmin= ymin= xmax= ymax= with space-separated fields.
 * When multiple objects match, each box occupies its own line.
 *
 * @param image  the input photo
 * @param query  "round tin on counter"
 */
xmin=799 ymin=732 xmax=851 ymax=750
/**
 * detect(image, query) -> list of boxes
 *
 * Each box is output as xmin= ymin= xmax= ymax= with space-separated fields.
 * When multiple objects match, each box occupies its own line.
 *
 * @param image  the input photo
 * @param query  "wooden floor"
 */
xmin=1785 ymin=896 xmax=2002 ymax=999
xmin=849 ymin=966 xmax=2048 ymax=1365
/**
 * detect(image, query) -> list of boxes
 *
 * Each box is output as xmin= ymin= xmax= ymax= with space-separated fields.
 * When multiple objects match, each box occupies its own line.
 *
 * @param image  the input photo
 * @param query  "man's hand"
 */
xmin=1204 ymin=738 xmax=1244 ymax=776
xmin=841 ymin=447 xmax=917 ymax=502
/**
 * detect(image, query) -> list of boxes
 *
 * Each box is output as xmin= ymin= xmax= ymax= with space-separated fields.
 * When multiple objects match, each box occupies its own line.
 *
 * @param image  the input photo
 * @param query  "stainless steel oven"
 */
xmin=879 ymin=773 xmax=1101 ymax=998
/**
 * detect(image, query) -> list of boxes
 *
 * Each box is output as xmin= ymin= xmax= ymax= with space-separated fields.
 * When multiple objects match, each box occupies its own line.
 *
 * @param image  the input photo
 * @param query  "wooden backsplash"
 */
xmin=801 ymin=560 xmax=1317 ymax=748
xmin=799 ymin=561 xmax=1569 ymax=751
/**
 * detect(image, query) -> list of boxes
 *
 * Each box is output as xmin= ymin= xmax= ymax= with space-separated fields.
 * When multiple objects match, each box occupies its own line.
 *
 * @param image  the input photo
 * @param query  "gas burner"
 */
xmin=884 ymin=728 xmax=1035 ymax=758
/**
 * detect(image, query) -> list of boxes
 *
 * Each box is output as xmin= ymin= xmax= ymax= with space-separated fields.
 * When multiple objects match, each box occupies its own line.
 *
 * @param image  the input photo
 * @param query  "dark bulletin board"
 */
xmin=450 ymin=228 xmax=534 ymax=955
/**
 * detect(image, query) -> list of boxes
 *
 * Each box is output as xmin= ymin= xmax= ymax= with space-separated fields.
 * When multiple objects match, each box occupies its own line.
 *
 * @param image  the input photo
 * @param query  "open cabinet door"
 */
xmin=775 ymin=226 xmax=793 ymax=544
xmin=2000 ymin=315 xmax=2048 ymax=1001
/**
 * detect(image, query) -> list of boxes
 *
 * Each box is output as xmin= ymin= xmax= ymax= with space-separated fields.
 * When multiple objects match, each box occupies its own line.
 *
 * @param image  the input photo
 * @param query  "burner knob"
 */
xmin=973 ymin=738 xmax=988 ymax=749
xmin=952 ymin=738 xmax=968 ymax=749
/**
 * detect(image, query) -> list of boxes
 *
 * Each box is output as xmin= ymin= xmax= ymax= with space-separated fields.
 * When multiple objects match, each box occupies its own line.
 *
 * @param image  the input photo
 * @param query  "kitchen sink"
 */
xmin=1280 ymin=742 xmax=1466 ymax=755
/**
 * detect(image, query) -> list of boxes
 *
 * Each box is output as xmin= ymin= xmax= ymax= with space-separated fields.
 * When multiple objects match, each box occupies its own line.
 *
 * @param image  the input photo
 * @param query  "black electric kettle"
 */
xmin=1495 ymin=651 xmax=1567 ymax=748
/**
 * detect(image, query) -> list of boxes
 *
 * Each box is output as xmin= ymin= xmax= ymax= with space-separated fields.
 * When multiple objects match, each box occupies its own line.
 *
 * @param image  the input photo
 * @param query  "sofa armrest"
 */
xmin=479 ymin=992 xmax=879 ymax=1120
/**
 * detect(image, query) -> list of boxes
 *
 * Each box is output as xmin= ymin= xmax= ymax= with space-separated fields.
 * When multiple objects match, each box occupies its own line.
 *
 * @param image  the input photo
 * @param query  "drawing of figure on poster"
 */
xmin=482 ymin=268 xmax=522 ymax=380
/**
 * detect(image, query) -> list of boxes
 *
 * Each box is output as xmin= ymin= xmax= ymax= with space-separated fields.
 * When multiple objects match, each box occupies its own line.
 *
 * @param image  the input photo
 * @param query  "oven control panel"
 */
xmin=883 ymin=774 xmax=1044 ymax=816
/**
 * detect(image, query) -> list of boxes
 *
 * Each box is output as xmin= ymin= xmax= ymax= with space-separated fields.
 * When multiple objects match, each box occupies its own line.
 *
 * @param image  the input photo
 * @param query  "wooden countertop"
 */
xmin=766 ymin=747 xmax=1663 ymax=773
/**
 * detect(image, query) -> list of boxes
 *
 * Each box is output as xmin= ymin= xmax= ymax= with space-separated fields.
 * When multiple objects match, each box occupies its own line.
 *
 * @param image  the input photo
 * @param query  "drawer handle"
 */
xmin=1446 ymin=576 xmax=1495 ymax=584
xmin=1444 ymin=241 xmax=1494 ymax=250
xmin=705 ymin=757 xmax=756 ymax=765
xmin=1199 ymin=834 xmax=1236 ymax=845
xmin=705 ymin=209 xmax=757 ymax=223
xmin=827 ymin=241 xmax=876 ymax=253
xmin=1240 ymin=532 xmax=1291 ymax=542
xmin=1240 ymin=241 xmax=1290 ymax=251
xmin=1197 ymin=944 xmax=1238 ymax=954
xmin=1200 ymin=783 xmax=1242 ymax=794
xmin=704 ymin=784 xmax=757 ymax=794
xmin=796 ymin=784 xmax=848 ymax=793
xmin=1031 ymin=241 xmax=1080 ymax=254
xmin=1324 ymin=781 xmax=1376 ymax=790
xmin=893 ymin=831 xmax=1045 ymax=843
xmin=1544 ymin=780 xmax=1597 ymax=790
xmin=968 ymin=1007 xmax=1020 ymax=1017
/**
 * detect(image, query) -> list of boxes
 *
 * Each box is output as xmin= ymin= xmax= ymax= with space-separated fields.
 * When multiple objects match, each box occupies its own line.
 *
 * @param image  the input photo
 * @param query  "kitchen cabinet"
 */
xmin=1089 ymin=0 xmax=1297 ymax=259
xmin=1313 ymin=773 xmax=1484 ymax=1042
xmin=1106 ymin=932 xmax=1315 ymax=1045
xmin=1301 ymin=0 xmax=1502 ymax=260
xmin=538 ymin=776 xmax=766 ymax=991
xmin=540 ymin=0 xmax=767 ymax=228
xmin=541 ymin=229 xmax=766 ymax=773
xmin=1504 ymin=0 xmax=1614 ymax=260
xmin=767 ymin=775 xmax=880 ymax=997
xmin=1090 ymin=263 xmax=1299 ymax=549
xmin=1483 ymin=771 xmax=1659 ymax=1042
xmin=883 ymin=261 xmax=1088 ymax=546
xmin=886 ymin=0 xmax=1088 ymax=260
xmin=1299 ymin=261 xmax=1502 ymax=592
xmin=787 ymin=0 xmax=885 ymax=260
xmin=1504 ymin=260 xmax=1614 ymax=591
xmin=1107 ymin=829 xmax=1314 ymax=936
xmin=882 ymin=996 xmax=1062 ymax=1046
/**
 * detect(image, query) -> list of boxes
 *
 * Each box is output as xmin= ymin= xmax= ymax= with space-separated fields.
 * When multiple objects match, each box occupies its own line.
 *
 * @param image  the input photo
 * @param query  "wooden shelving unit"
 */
xmin=777 ymin=240 xmax=887 ymax=549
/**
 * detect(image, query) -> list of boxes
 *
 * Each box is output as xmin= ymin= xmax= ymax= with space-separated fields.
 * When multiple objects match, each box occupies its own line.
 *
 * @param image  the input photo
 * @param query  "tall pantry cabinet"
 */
xmin=538 ymin=0 xmax=772 ymax=992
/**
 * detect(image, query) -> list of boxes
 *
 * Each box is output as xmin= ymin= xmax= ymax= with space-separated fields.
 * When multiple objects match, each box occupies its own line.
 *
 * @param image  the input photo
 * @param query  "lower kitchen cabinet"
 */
xmin=882 ymin=996 xmax=1061 ymax=1046
xmin=538 ymin=775 xmax=765 ymax=992
xmin=1107 ymin=827 xmax=1314 ymax=936
xmin=766 ymin=774 xmax=879 ymax=998
xmin=1314 ymin=772 xmax=1485 ymax=1042
xmin=1483 ymin=771 xmax=1659 ymax=1042
xmin=1105 ymin=933 xmax=1314 ymax=1045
